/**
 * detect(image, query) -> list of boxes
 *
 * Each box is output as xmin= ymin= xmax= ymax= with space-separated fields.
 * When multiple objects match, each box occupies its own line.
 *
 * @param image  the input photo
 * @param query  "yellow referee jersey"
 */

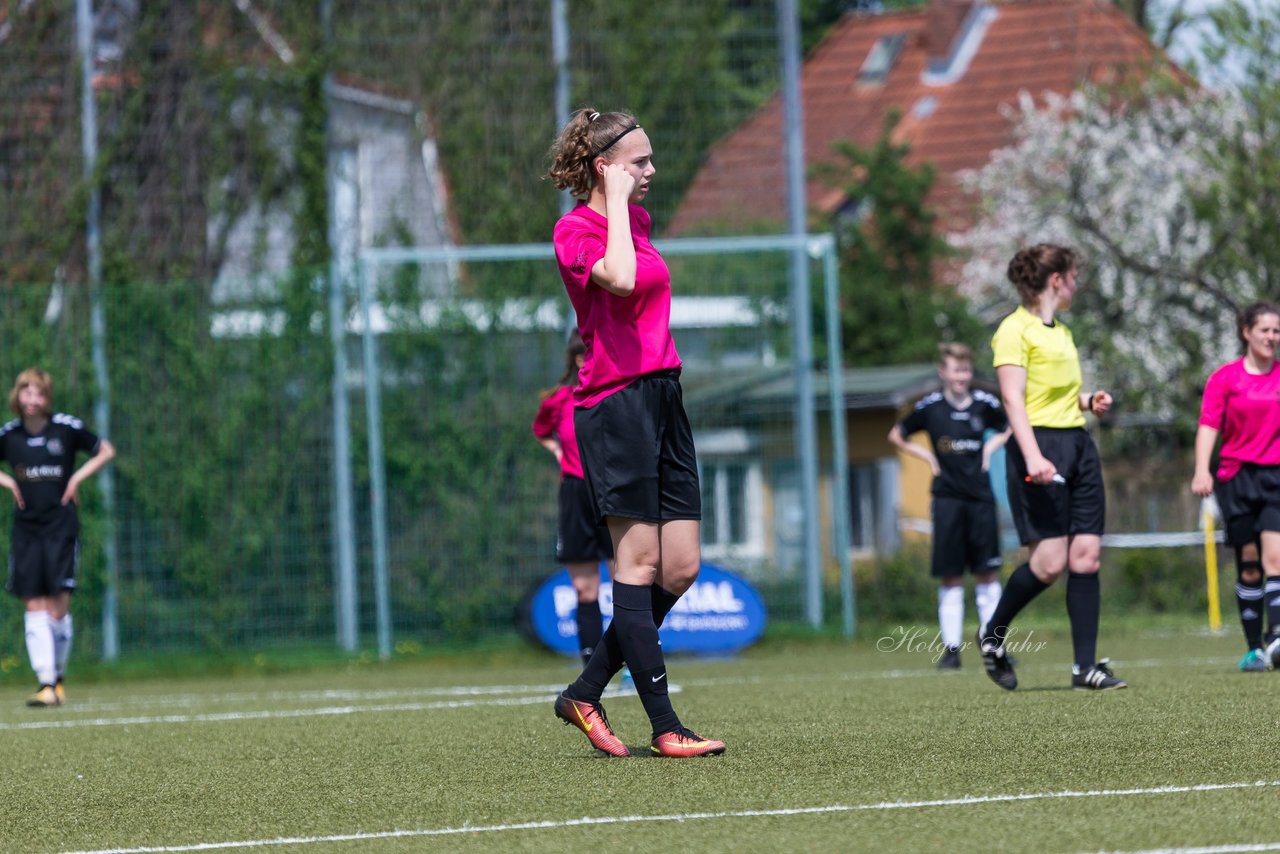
xmin=991 ymin=305 xmax=1085 ymax=428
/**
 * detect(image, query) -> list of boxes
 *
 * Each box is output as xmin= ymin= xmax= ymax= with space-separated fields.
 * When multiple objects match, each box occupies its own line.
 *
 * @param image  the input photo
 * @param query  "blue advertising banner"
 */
xmin=523 ymin=562 xmax=768 ymax=656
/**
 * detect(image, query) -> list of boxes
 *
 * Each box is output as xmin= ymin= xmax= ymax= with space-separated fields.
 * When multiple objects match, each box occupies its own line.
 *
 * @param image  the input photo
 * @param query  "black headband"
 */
xmin=590 ymin=123 xmax=640 ymax=159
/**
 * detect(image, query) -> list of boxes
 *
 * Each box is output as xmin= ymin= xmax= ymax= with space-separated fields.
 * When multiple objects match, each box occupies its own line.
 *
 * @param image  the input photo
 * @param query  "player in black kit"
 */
xmin=0 ymin=368 xmax=115 ymax=706
xmin=888 ymin=344 xmax=1010 ymax=669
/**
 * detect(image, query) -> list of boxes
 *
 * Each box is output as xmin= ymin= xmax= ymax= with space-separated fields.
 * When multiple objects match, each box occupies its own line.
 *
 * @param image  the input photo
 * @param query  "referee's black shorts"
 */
xmin=1004 ymin=427 xmax=1105 ymax=545
xmin=574 ymin=368 xmax=701 ymax=524
xmin=1216 ymin=463 xmax=1280 ymax=547
xmin=6 ymin=508 xmax=80 ymax=599
xmin=557 ymin=475 xmax=614 ymax=563
xmin=930 ymin=495 xmax=1003 ymax=578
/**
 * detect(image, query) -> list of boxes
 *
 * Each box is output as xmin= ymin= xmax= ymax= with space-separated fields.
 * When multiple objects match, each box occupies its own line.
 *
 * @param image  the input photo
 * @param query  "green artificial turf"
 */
xmin=0 ymin=618 xmax=1274 ymax=853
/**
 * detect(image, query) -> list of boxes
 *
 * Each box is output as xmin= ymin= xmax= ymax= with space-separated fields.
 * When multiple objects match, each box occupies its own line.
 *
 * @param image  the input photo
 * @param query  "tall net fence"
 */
xmin=0 ymin=275 xmax=339 ymax=659
xmin=0 ymin=1 xmax=791 ymax=662
xmin=0 ymin=2 xmax=1225 ymax=666
xmin=0 ymin=238 xmax=834 ymax=662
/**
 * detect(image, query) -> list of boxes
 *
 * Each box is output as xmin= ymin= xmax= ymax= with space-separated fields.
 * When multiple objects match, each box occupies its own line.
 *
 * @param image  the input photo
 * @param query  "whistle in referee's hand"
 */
xmin=1025 ymin=474 xmax=1067 ymax=484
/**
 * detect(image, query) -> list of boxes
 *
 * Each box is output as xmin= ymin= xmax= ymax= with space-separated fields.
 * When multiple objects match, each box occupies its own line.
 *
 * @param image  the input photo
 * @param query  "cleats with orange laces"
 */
xmin=554 ymin=692 xmax=630 ymax=757
xmin=651 ymin=726 xmax=726 ymax=758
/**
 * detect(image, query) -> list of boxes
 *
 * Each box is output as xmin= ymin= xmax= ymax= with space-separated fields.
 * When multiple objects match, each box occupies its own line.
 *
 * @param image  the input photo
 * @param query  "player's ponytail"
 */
xmin=546 ymin=108 xmax=639 ymax=198
xmin=1007 ymin=244 xmax=1077 ymax=307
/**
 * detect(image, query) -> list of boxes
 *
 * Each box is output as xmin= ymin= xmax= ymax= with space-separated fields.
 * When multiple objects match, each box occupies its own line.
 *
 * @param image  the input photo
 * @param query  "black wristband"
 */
xmin=1086 ymin=393 xmax=1095 ymax=413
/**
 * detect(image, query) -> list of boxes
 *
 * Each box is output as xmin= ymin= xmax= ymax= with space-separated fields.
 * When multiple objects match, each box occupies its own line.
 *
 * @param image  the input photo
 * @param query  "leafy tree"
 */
xmin=332 ymin=0 xmax=777 ymax=252
xmin=1194 ymin=0 xmax=1280 ymax=295
xmin=954 ymin=41 xmax=1280 ymax=429
xmin=818 ymin=112 xmax=983 ymax=365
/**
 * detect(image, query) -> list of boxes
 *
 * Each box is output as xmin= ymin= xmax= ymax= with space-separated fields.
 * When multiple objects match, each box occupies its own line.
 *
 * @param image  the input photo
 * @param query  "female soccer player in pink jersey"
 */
xmin=1192 ymin=302 xmax=1280 ymax=672
xmin=545 ymin=107 xmax=724 ymax=758
xmin=532 ymin=331 xmax=615 ymax=668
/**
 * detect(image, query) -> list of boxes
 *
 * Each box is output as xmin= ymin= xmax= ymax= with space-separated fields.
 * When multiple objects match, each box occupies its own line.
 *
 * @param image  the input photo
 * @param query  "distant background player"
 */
xmin=889 ymin=343 xmax=1010 ymax=669
xmin=532 ymin=330 xmax=616 ymax=669
xmin=1191 ymin=301 xmax=1280 ymax=672
xmin=0 ymin=368 xmax=115 ymax=706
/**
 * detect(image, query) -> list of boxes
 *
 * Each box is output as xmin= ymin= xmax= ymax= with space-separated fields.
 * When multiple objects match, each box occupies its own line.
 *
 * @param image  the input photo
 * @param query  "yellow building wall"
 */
xmin=896 ymin=434 xmax=935 ymax=526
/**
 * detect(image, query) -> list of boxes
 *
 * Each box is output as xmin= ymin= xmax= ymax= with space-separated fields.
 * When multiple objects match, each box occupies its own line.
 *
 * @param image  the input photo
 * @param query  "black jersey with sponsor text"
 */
xmin=898 ymin=390 xmax=1007 ymax=502
xmin=0 ymin=414 xmax=101 ymax=526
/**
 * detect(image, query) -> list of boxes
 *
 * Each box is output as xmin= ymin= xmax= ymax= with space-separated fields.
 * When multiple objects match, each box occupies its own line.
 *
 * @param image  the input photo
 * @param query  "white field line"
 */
xmin=0 ymin=684 xmax=678 ymax=731
xmin=1090 ymin=845 xmax=1280 ymax=854
xmin=55 ymin=683 xmax=579 ymax=713
xmin=55 ymin=780 xmax=1280 ymax=854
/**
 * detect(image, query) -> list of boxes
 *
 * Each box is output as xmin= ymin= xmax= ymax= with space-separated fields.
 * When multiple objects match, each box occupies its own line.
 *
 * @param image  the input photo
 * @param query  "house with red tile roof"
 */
xmin=668 ymin=1 xmax=1185 ymax=565
xmin=670 ymin=0 xmax=1177 ymax=237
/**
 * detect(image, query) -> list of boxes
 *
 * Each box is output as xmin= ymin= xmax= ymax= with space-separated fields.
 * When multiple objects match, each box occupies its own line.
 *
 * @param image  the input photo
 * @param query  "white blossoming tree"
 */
xmin=955 ymin=0 xmax=1280 ymax=428
xmin=952 ymin=83 xmax=1264 ymax=426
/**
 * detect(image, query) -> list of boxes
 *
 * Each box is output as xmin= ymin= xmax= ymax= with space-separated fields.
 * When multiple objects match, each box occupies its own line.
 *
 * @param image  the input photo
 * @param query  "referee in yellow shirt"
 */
xmin=976 ymin=243 xmax=1128 ymax=691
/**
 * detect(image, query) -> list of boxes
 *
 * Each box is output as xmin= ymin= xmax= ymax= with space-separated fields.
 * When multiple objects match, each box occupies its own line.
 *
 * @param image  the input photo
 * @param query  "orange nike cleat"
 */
xmin=650 ymin=726 xmax=726 ymax=758
xmin=554 ymin=692 xmax=630 ymax=757
xmin=26 ymin=684 xmax=60 ymax=707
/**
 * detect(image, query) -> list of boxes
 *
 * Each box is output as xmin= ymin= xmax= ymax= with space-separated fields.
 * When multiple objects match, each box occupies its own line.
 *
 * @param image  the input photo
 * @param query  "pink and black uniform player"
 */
xmin=532 ymin=332 xmax=614 ymax=667
xmin=1192 ymin=301 xmax=1280 ymax=671
xmin=545 ymin=106 xmax=723 ymax=757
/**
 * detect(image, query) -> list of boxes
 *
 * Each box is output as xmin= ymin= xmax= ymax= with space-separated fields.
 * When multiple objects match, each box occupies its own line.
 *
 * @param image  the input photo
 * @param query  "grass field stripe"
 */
xmin=55 ymin=780 xmax=1280 ymax=854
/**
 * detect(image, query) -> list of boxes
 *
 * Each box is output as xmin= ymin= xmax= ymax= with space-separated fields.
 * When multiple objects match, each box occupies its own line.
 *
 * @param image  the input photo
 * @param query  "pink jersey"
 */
xmin=552 ymin=202 xmax=681 ymax=408
xmin=1199 ymin=358 xmax=1280 ymax=480
xmin=531 ymin=384 xmax=583 ymax=479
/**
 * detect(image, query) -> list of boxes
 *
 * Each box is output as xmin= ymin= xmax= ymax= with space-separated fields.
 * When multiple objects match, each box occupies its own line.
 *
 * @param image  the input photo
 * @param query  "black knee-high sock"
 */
xmin=1066 ymin=572 xmax=1100 ymax=671
xmin=651 ymin=583 xmax=680 ymax=627
xmin=567 ymin=583 xmax=683 ymax=702
xmin=576 ymin=599 xmax=602 ymax=667
xmin=1237 ymin=570 xmax=1264 ymax=651
xmin=1264 ymin=577 xmax=1280 ymax=643
xmin=980 ymin=563 xmax=1049 ymax=647
xmin=606 ymin=581 xmax=679 ymax=735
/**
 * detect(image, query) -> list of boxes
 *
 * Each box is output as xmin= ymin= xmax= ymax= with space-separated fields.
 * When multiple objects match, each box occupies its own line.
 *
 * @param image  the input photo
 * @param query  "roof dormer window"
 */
xmin=858 ymin=33 xmax=905 ymax=84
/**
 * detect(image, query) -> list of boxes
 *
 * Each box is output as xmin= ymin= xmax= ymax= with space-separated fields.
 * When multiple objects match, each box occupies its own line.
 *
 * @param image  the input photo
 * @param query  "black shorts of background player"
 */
xmin=888 ymin=343 xmax=1010 ymax=670
xmin=0 ymin=368 xmax=115 ymax=707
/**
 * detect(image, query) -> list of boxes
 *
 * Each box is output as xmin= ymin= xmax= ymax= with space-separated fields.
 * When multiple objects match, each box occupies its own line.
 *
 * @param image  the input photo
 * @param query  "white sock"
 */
xmin=976 ymin=580 xmax=1003 ymax=630
xmin=24 ymin=611 xmax=57 ymax=686
xmin=938 ymin=586 xmax=964 ymax=649
xmin=51 ymin=614 xmax=73 ymax=680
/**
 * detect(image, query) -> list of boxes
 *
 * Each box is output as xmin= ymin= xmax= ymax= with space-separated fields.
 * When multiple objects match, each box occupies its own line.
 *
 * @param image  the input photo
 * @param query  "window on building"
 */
xmin=846 ymin=457 xmax=901 ymax=555
xmin=858 ymin=33 xmax=906 ymax=84
xmin=849 ymin=461 xmax=880 ymax=551
xmin=699 ymin=457 xmax=765 ymax=559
